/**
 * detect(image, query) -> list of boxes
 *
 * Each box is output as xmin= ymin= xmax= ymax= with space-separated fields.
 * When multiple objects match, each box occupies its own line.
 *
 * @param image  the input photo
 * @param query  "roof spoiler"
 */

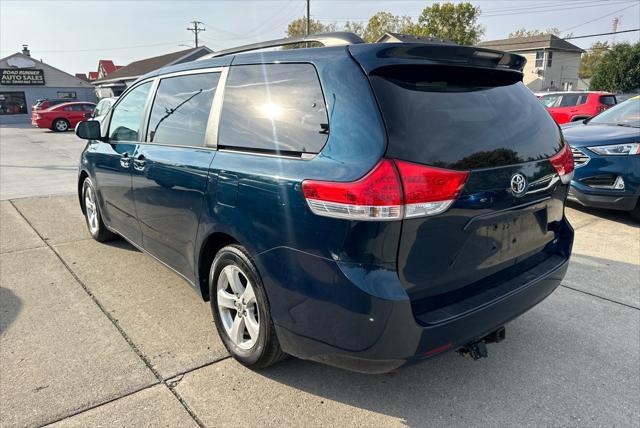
xmin=348 ymin=43 xmax=527 ymax=74
xmin=198 ymin=32 xmax=365 ymax=60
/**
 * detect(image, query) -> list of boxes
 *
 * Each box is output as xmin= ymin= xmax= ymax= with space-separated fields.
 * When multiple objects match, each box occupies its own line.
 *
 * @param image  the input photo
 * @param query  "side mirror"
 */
xmin=75 ymin=120 xmax=102 ymax=140
xmin=84 ymin=112 xmax=93 ymax=119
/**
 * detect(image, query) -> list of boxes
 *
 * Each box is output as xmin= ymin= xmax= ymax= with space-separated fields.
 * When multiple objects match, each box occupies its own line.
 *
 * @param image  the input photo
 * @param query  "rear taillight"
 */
xmin=549 ymin=144 xmax=575 ymax=184
xmin=302 ymin=159 xmax=469 ymax=221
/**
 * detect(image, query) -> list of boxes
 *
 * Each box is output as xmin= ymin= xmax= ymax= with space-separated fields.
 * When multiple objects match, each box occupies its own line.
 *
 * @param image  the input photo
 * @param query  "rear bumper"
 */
xmin=568 ymin=185 xmax=638 ymax=211
xmin=274 ymin=255 xmax=568 ymax=373
xmin=257 ymin=220 xmax=572 ymax=373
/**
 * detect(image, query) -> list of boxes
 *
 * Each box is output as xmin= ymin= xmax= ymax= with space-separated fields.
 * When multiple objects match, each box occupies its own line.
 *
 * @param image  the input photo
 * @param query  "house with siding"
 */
xmin=92 ymin=47 xmax=212 ymax=98
xmin=477 ymin=34 xmax=584 ymax=92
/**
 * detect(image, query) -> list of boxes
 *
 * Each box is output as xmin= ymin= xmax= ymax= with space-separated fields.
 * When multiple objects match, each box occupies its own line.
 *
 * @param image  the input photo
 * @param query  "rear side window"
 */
xmin=218 ymin=64 xmax=328 ymax=154
xmin=109 ymin=82 xmax=152 ymax=142
xmin=370 ymin=65 xmax=563 ymax=170
xmin=558 ymin=94 xmax=581 ymax=107
xmin=146 ymin=72 xmax=220 ymax=147
xmin=599 ymin=95 xmax=616 ymax=106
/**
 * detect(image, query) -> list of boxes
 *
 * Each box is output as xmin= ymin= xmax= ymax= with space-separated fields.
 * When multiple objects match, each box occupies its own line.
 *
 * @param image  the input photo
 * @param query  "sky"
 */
xmin=1 ymin=0 xmax=639 ymax=75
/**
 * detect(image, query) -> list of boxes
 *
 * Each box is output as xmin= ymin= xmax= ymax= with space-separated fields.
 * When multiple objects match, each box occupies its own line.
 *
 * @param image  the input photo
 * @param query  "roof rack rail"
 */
xmin=198 ymin=32 xmax=364 ymax=60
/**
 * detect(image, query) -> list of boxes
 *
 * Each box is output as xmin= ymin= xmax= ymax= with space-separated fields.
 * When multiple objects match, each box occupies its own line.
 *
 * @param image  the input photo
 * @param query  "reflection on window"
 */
xmin=0 ymin=92 xmax=27 ymax=115
xmin=109 ymin=82 xmax=152 ymax=142
xmin=218 ymin=63 xmax=329 ymax=154
xmin=146 ymin=73 xmax=219 ymax=147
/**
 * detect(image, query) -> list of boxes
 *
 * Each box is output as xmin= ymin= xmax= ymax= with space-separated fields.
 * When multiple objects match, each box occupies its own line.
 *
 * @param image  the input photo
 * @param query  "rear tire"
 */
xmin=209 ymin=244 xmax=286 ymax=369
xmin=82 ymin=178 xmax=114 ymax=242
xmin=52 ymin=118 xmax=69 ymax=132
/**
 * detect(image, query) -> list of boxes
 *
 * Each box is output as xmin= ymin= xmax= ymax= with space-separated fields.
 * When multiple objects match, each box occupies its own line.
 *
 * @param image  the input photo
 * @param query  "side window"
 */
xmin=535 ymin=51 xmax=544 ymax=68
xmin=63 ymin=105 xmax=74 ymax=111
xmin=546 ymin=51 xmax=553 ymax=67
xmin=600 ymin=95 xmax=616 ymax=106
xmin=109 ymin=82 xmax=152 ymax=142
xmin=82 ymin=104 xmax=94 ymax=111
xmin=146 ymin=72 xmax=220 ymax=146
xmin=559 ymin=94 xmax=580 ymax=107
xmin=218 ymin=63 xmax=329 ymax=154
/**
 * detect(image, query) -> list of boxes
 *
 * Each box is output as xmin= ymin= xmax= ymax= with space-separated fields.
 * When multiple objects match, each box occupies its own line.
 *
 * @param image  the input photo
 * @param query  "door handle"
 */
xmin=119 ymin=153 xmax=131 ymax=168
xmin=133 ymin=154 xmax=146 ymax=171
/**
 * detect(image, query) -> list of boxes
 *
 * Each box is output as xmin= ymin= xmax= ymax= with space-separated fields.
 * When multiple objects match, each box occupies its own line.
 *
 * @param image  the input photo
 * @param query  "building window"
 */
xmin=57 ymin=91 xmax=77 ymax=99
xmin=0 ymin=92 xmax=27 ymax=115
xmin=535 ymin=51 xmax=544 ymax=68
xmin=547 ymin=51 xmax=553 ymax=67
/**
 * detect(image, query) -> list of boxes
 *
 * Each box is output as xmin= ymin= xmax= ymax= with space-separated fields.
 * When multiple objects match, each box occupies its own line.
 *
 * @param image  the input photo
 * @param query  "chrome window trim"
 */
xmin=217 ymin=148 xmax=317 ymax=160
xmin=206 ymin=66 xmax=229 ymax=148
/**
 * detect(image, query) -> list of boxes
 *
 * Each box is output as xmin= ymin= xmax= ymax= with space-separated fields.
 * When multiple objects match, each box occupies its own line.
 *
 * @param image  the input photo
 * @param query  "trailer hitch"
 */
xmin=458 ymin=326 xmax=505 ymax=361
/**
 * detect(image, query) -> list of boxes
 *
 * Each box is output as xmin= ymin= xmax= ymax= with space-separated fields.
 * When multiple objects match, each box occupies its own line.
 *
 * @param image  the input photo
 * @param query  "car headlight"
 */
xmin=587 ymin=143 xmax=640 ymax=156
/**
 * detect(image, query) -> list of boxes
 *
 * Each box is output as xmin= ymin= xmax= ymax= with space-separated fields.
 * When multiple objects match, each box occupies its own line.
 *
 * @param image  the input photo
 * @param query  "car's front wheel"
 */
xmin=210 ymin=244 xmax=286 ymax=368
xmin=52 ymin=118 xmax=69 ymax=132
xmin=82 ymin=178 xmax=114 ymax=242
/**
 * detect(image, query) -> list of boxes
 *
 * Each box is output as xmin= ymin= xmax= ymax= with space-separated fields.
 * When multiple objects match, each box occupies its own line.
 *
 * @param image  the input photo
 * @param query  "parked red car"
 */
xmin=539 ymin=91 xmax=617 ymax=124
xmin=31 ymin=102 xmax=95 ymax=132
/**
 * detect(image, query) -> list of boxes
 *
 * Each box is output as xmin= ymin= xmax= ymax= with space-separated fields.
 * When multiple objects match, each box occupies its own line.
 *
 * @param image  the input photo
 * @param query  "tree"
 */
xmin=286 ymin=17 xmax=335 ymax=38
xmin=342 ymin=21 xmax=365 ymax=39
xmin=413 ymin=2 xmax=483 ymax=45
xmin=362 ymin=11 xmax=413 ymax=43
xmin=590 ymin=42 xmax=640 ymax=92
xmin=508 ymin=27 xmax=562 ymax=38
xmin=579 ymin=41 xmax=610 ymax=79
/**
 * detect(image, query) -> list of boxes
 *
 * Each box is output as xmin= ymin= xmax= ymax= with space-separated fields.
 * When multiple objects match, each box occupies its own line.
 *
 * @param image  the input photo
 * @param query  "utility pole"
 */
xmin=306 ymin=0 xmax=310 ymax=36
xmin=187 ymin=20 xmax=205 ymax=48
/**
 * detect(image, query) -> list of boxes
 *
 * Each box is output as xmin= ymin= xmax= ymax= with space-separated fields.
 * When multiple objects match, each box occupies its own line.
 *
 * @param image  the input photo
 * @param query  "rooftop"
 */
xmin=477 ymin=34 xmax=584 ymax=53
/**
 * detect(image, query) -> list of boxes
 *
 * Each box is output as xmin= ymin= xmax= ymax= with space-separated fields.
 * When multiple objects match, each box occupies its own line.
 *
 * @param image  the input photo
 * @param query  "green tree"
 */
xmin=413 ymin=2 xmax=483 ymax=45
xmin=508 ymin=27 xmax=562 ymax=38
xmin=286 ymin=17 xmax=336 ymax=38
xmin=579 ymin=41 xmax=610 ymax=79
xmin=342 ymin=21 xmax=366 ymax=39
xmin=590 ymin=42 xmax=640 ymax=92
xmin=362 ymin=11 xmax=413 ymax=43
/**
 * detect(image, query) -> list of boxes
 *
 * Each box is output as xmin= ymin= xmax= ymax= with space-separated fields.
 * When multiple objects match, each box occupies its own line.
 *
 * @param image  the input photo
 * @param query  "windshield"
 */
xmin=590 ymin=97 xmax=640 ymax=127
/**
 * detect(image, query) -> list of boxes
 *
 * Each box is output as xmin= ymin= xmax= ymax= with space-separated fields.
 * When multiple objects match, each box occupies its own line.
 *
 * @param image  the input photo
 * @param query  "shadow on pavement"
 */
xmin=103 ymin=237 xmax=142 ymax=253
xmin=566 ymin=201 xmax=638 ymax=227
xmin=0 ymin=287 xmax=22 ymax=333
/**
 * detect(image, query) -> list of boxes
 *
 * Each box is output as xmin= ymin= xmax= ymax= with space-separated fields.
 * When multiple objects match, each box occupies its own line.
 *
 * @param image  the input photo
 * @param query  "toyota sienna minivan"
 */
xmin=75 ymin=33 xmax=574 ymax=373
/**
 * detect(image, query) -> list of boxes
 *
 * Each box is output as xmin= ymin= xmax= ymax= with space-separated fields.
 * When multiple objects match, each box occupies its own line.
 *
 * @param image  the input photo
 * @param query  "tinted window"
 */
xmin=370 ymin=65 xmax=563 ymax=170
xmin=218 ymin=64 xmax=328 ymax=154
xmin=600 ymin=95 xmax=616 ymax=106
xmin=146 ymin=72 xmax=220 ymax=146
xmin=109 ymin=82 xmax=152 ymax=142
xmin=559 ymin=94 xmax=580 ymax=107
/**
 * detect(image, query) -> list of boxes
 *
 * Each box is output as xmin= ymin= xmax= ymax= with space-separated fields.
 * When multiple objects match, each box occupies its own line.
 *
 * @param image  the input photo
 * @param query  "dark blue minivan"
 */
xmin=76 ymin=33 xmax=574 ymax=373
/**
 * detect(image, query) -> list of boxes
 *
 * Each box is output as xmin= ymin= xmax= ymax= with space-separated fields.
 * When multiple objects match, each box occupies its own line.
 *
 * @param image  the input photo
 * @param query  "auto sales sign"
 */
xmin=0 ymin=68 xmax=45 ymax=85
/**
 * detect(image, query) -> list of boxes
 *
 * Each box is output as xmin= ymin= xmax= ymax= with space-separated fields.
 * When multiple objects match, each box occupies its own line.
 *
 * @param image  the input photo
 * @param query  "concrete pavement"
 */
xmin=1 ymin=127 xmax=639 ymax=427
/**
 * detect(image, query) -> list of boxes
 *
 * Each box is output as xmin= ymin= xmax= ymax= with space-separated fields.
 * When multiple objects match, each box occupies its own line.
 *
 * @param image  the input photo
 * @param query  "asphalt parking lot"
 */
xmin=1 ymin=126 xmax=639 ymax=427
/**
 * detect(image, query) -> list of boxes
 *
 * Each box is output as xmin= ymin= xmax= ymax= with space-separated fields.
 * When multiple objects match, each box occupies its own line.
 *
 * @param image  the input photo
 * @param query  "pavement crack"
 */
xmin=560 ymin=284 xmax=640 ymax=310
xmin=9 ymin=199 xmax=207 ymax=428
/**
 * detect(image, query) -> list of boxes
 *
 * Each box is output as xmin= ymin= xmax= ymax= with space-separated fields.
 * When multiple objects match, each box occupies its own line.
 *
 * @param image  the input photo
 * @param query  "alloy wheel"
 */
xmin=55 ymin=120 xmax=68 ymax=131
xmin=84 ymin=185 xmax=99 ymax=235
xmin=216 ymin=265 xmax=260 ymax=349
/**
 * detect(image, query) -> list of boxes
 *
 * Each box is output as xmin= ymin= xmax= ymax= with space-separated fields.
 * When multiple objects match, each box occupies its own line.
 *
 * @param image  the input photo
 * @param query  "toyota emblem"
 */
xmin=510 ymin=173 xmax=527 ymax=196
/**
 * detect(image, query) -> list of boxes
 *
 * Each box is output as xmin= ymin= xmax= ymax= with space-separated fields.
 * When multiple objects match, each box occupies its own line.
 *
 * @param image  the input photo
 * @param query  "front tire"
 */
xmin=82 ymin=178 xmax=114 ymax=242
xmin=210 ymin=244 xmax=286 ymax=369
xmin=52 ymin=118 xmax=69 ymax=132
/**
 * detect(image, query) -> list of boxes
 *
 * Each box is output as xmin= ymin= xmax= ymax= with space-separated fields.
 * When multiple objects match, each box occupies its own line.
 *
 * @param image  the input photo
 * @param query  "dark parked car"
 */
xmin=563 ymin=96 xmax=640 ymax=220
xmin=74 ymin=33 xmax=574 ymax=373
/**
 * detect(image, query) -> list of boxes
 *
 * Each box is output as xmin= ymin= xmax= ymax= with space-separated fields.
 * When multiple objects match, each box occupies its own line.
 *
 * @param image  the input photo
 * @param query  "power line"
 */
xmin=0 ymin=40 xmax=194 ymax=54
xmin=560 ymin=3 xmax=639 ymax=33
xmin=187 ymin=20 xmax=205 ymax=48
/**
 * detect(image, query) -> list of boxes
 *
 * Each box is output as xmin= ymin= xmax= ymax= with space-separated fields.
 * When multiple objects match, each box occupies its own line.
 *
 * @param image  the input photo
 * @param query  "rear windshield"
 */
xmin=370 ymin=65 xmax=563 ymax=170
